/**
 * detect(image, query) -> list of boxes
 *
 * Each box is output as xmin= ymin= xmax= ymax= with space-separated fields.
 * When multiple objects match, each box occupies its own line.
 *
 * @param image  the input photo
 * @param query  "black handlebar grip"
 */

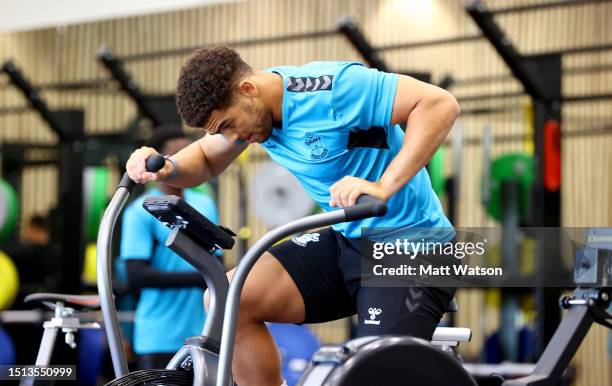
xmin=344 ymin=195 xmax=388 ymax=222
xmin=146 ymin=154 xmax=166 ymax=172
xmin=119 ymin=154 xmax=166 ymax=191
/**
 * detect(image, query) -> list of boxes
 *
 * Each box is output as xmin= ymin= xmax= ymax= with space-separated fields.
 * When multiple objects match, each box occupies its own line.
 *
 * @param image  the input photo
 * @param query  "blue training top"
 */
xmin=119 ymin=187 xmax=218 ymax=354
xmin=262 ymin=61 xmax=452 ymax=239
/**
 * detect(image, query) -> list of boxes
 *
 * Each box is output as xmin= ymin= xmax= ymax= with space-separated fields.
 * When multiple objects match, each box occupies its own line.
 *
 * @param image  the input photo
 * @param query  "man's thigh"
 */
xmin=268 ymin=228 xmax=356 ymax=324
xmin=228 ymin=252 xmax=306 ymax=324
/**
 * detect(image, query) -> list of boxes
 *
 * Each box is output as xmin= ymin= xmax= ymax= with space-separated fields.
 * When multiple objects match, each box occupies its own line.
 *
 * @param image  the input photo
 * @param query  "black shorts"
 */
xmin=269 ymin=228 xmax=456 ymax=340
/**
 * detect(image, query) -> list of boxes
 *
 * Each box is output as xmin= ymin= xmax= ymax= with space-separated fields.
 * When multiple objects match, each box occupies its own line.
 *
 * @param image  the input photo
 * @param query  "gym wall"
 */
xmin=1 ymin=1 xmax=610 ymax=384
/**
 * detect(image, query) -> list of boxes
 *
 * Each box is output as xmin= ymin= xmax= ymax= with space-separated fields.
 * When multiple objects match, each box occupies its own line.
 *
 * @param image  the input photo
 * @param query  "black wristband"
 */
xmin=163 ymin=155 xmax=179 ymax=180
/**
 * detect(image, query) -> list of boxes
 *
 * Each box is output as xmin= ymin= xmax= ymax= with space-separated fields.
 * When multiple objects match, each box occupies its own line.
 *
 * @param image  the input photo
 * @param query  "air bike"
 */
xmin=96 ymin=155 xmax=611 ymax=386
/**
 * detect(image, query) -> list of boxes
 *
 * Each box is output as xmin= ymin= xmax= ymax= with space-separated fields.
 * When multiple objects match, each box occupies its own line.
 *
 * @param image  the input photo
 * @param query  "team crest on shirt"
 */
xmin=292 ymin=233 xmax=320 ymax=247
xmin=304 ymin=133 xmax=329 ymax=160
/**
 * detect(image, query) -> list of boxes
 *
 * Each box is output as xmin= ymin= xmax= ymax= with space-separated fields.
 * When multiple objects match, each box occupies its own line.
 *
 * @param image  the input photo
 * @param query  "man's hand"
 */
xmin=329 ymin=177 xmax=391 ymax=208
xmin=126 ymin=146 xmax=173 ymax=183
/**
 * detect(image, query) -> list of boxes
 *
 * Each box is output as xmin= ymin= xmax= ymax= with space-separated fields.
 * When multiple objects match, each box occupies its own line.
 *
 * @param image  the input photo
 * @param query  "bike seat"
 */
xmin=24 ymin=292 xmax=101 ymax=310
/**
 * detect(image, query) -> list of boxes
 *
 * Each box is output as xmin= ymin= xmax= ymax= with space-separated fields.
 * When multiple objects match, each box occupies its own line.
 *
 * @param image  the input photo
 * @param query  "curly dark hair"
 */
xmin=176 ymin=46 xmax=252 ymax=128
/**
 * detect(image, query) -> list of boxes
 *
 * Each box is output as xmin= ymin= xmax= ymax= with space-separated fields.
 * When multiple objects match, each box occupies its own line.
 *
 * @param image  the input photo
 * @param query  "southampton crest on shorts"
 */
xmin=292 ymin=233 xmax=320 ymax=247
xmin=304 ymin=133 xmax=329 ymax=160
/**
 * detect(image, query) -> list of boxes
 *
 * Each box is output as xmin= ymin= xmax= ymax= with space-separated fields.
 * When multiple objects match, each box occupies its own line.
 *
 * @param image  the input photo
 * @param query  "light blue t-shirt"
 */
xmin=119 ymin=187 xmax=218 ymax=354
xmin=263 ymin=61 xmax=452 ymax=239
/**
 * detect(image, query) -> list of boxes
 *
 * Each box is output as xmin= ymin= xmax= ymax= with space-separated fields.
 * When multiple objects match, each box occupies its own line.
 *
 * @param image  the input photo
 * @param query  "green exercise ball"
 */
xmin=0 ymin=179 xmax=19 ymax=243
xmin=428 ymin=147 xmax=445 ymax=198
xmin=83 ymin=167 xmax=110 ymax=242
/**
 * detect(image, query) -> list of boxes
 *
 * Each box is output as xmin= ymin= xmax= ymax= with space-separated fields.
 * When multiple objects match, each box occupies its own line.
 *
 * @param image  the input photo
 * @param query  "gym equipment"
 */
xmin=502 ymin=287 xmax=611 ymax=385
xmin=96 ymin=155 xmax=472 ymax=386
xmin=483 ymin=153 xmax=534 ymax=222
xmin=301 ymin=259 xmax=612 ymax=384
xmin=446 ymin=121 xmax=464 ymax=225
xmin=428 ymin=147 xmax=445 ymax=197
xmin=0 ymin=251 xmax=19 ymax=310
xmin=97 ymin=155 xmax=610 ymax=386
xmin=481 ymin=124 xmax=493 ymax=206
xmin=0 ymin=325 xmax=16 ymax=365
xmin=299 ymin=335 xmax=476 ymax=386
xmin=426 ymin=121 xmax=463 ymax=225
xmin=0 ymin=178 xmax=19 ymax=243
xmin=84 ymin=166 xmax=111 ymax=242
xmin=23 ymin=293 xmax=101 ymax=352
xmin=97 ymin=156 xmax=210 ymax=384
xmin=78 ymin=328 xmax=108 ymax=386
xmin=82 ymin=242 xmax=98 ymax=286
xmin=249 ymin=161 xmax=315 ymax=228
xmin=18 ymin=293 xmax=101 ymax=386
xmin=481 ymin=137 xmax=536 ymax=361
xmin=268 ymin=323 xmax=320 ymax=386
xmin=574 ymin=228 xmax=612 ymax=287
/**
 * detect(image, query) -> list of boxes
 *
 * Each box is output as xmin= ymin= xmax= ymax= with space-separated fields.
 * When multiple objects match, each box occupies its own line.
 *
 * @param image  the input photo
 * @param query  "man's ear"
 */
xmin=237 ymin=79 xmax=258 ymax=97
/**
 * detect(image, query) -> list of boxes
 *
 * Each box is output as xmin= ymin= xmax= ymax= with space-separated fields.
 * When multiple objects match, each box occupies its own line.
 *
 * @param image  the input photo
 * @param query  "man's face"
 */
xmin=204 ymin=96 xmax=273 ymax=144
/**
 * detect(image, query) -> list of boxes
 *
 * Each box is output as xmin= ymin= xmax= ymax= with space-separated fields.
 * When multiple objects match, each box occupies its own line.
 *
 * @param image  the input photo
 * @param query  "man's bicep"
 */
xmin=332 ymin=64 xmax=398 ymax=128
xmin=390 ymin=75 xmax=451 ymax=125
xmin=199 ymin=134 xmax=247 ymax=177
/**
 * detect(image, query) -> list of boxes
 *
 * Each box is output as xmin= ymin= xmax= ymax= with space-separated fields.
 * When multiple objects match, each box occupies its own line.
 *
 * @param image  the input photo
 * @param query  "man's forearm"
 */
xmin=379 ymin=95 xmax=460 ymax=197
xmin=163 ymin=140 xmax=214 ymax=188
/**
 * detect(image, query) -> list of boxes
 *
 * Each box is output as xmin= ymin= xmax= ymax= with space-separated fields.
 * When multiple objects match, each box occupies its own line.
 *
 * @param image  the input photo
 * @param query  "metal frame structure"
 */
xmin=466 ymin=0 xmax=565 ymax=355
xmin=0 ymin=60 xmax=139 ymax=294
xmin=1 ymin=60 xmax=85 ymax=295
xmin=97 ymin=46 xmax=182 ymax=129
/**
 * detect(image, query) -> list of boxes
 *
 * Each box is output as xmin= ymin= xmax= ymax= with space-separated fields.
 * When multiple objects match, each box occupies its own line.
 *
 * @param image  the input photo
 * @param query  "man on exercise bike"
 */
xmin=126 ymin=46 xmax=460 ymax=386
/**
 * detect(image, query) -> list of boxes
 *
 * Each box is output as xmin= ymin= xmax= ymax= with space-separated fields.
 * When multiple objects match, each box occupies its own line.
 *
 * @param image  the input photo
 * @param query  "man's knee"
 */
xmin=202 ymin=261 xmax=269 ymax=321
xmin=204 ymin=289 xmax=211 ymax=311
xmin=238 ymin=254 xmax=278 ymax=321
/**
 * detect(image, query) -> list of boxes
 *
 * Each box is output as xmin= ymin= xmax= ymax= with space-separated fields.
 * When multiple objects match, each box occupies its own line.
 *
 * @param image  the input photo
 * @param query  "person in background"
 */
xmin=3 ymin=213 xmax=52 ymax=290
xmin=23 ymin=214 xmax=50 ymax=246
xmin=119 ymin=125 xmax=219 ymax=370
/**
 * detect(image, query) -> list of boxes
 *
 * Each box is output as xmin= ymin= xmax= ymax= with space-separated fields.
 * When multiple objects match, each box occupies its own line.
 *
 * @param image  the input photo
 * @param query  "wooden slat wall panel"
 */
xmin=0 ymin=1 xmax=610 ymax=381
